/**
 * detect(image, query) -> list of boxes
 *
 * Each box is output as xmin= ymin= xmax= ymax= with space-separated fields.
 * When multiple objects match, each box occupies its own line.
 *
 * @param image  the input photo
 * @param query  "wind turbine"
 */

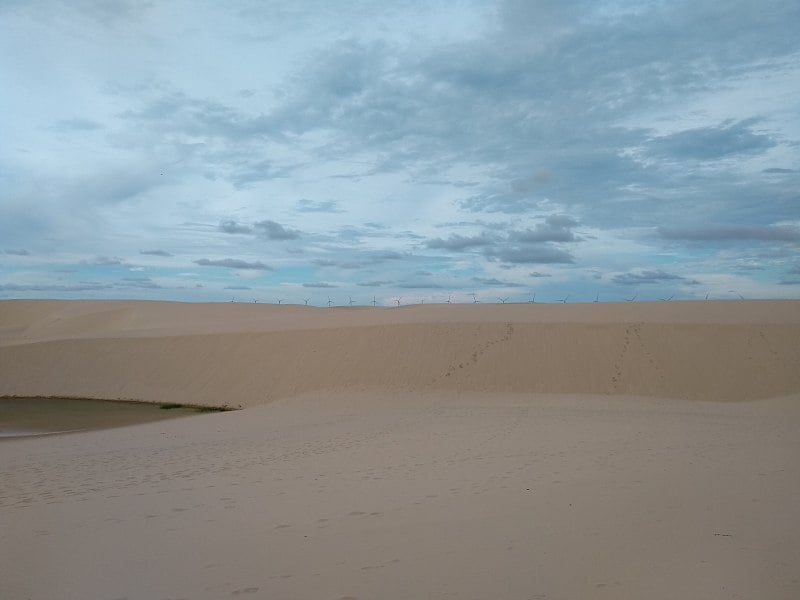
xmin=659 ymin=294 xmax=674 ymax=301
xmin=303 ymin=298 xmax=310 ymax=306
xmin=557 ymin=294 xmax=569 ymax=304
xmin=729 ymin=290 xmax=745 ymax=300
xmin=594 ymin=292 xmax=599 ymax=303
xmin=327 ymin=297 xmax=333 ymax=308
xmin=705 ymin=292 xmax=710 ymax=301
xmin=394 ymin=297 xmax=402 ymax=307
xmin=497 ymin=296 xmax=509 ymax=304
xmin=446 ymin=293 xmax=452 ymax=304
xmin=625 ymin=293 xmax=638 ymax=302
xmin=276 ymin=298 xmax=283 ymax=305
xmin=528 ymin=292 xmax=536 ymax=303
xmin=348 ymin=296 xmax=355 ymax=306
xmin=470 ymin=292 xmax=479 ymax=304
xmin=372 ymin=296 xmax=377 ymax=307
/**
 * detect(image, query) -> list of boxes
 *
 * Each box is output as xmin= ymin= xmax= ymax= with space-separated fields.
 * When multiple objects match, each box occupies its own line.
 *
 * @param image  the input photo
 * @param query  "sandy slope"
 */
xmin=1 ymin=300 xmax=799 ymax=599
xmin=1 ymin=300 xmax=799 ymax=404
xmin=2 ymin=391 xmax=799 ymax=599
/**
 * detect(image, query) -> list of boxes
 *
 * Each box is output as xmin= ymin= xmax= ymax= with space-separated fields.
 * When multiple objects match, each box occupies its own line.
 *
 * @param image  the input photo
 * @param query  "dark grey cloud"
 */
xmin=398 ymin=281 xmax=444 ymax=289
xmin=218 ymin=219 xmax=301 ymax=240
xmin=371 ymin=250 xmax=404 ymax=261
xmin=734 ymin=263 xmax=765 ymax=272
xmin=4 ymin=248 xmax=29 ymax=255
xmin=647 ymin=120 xmax=776 ymax=161
xmin=194 ymin=258 xmax=273 ymax=270
xmin=119 ymin=91 xmax=259 ymax=141
xmin=89 ymin=256 xmax=127 ymax=266
xmin=324 ymin=260 xmax=368 ymax=270
xmin=230 ymin=160 xmax=294 ymax=187
xmin=484 ymin=245 xmax=574 ymax=265
xmin=313 ymin=249 xmax=404 ymax=269
xmin=254 ymin=220 xmax=301 ymax=240
xmin=780 ymin=265 xmax=800 ymax=285
xmin=427 ymin=219 xmax=579 ymax=265
xmin=120 ymin=277 xmax=162 ymax=289
xmin=302 ymin=282 xmax=337 ymax=288
xmin=296 ymin=199 xmax=343 ymax=213
xmin=529 ymin=271 xmax=552 ymax=278
xmin=139 ymin=249 xmax=172 ymax=257
xmin=544 ymin=215 xmax=579 ymax=228
xmin=659 ymin=224 xmax=800 ymax=243
xmin=472 ymin=277 xmax=524 ymax=287
xmin=116 ymin=91 xmax=296 ymax=185
xmin=224 ymin=285 xmax=252 ymax=290
xmin=435 ymin=220 xmax=508 ymax=230
xmin=612 ymin=269 xmax=695 ymax=285
xmin=219 ymin=220 xmax=253 ymax=234
xmin=332 ymin=225 xmax=386 ymax=242
xmin=426 ymin=233 xmax=495 ymax=251
xmin=396 ymin=231 xmax=426 ymax=241
xmin=357 ymin=280 xmax=393 ymax=287
xmin=459 ymin=189 xmax=540 ymax=215
xmin=763 ymin=168 xmax=795 ymax=174
xmin=509 ymin=215 xmax=580 ymax=243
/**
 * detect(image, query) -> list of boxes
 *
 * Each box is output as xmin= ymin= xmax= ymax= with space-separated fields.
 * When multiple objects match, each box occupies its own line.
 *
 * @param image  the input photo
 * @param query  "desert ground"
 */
xmin=1 ymin=299 xmax=799 ymax=599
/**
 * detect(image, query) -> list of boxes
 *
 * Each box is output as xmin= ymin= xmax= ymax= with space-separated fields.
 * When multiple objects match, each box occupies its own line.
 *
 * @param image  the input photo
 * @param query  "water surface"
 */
xmin=0 ymin=397 xmax=202 ymax=439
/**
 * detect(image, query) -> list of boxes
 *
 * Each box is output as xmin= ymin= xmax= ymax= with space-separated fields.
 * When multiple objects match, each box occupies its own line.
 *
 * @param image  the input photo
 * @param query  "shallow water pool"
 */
xmin=0 ymin=397 xmax=207 ymax=439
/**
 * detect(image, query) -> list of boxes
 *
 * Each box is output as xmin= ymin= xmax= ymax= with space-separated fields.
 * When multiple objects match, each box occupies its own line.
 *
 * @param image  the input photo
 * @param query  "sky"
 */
xmin=1 ymin=0 xmax=799 ymax=305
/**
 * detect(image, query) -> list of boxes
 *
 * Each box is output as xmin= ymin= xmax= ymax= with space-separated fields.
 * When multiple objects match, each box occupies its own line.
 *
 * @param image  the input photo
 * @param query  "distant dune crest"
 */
xmin=1 ymin=300 xmax=798 ymax=404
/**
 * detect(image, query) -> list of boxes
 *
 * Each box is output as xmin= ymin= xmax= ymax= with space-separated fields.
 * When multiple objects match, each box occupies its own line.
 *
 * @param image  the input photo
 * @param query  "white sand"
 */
xmin=1 ymin=300 xmax=799 ymax=599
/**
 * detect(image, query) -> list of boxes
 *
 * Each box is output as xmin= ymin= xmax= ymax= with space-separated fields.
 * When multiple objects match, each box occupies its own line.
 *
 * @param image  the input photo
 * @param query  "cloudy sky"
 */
xmin=1 ymin=0 xmax=799 ymax=305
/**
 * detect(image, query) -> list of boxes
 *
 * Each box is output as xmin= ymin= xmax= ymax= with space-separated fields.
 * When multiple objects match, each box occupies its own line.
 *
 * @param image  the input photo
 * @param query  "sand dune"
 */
xmin=2 ymin=299 xmax=799 ymax=599
xmin=1 ymin=300 xmax=799 ymax=404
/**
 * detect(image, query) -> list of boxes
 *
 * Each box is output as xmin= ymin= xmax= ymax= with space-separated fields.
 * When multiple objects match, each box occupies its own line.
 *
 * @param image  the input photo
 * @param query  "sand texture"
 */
xmin=1 ymin=299 xmax=799 ymax=599
xmin=1 ymin=299 xmax=799 ymax=405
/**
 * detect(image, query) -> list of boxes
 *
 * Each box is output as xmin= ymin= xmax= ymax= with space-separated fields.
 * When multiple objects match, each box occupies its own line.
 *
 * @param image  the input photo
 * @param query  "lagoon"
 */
xmin=0 ymin=397 xmax=204 ymax=439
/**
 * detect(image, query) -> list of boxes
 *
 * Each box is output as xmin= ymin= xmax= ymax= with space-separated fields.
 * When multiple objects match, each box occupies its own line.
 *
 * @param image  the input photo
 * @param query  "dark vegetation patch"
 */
xmin=160 ymin=402 xmax=233 ymax=412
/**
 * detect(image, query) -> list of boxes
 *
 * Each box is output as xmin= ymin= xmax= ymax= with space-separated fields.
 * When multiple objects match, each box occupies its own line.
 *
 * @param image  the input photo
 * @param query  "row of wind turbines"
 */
xmin=235 ymin=290 xmax=745 ymax=306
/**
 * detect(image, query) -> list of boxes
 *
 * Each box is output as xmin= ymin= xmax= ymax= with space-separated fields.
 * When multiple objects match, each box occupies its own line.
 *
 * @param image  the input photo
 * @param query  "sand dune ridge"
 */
xmin=1 ymin=300 xmax=797 ymax=405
